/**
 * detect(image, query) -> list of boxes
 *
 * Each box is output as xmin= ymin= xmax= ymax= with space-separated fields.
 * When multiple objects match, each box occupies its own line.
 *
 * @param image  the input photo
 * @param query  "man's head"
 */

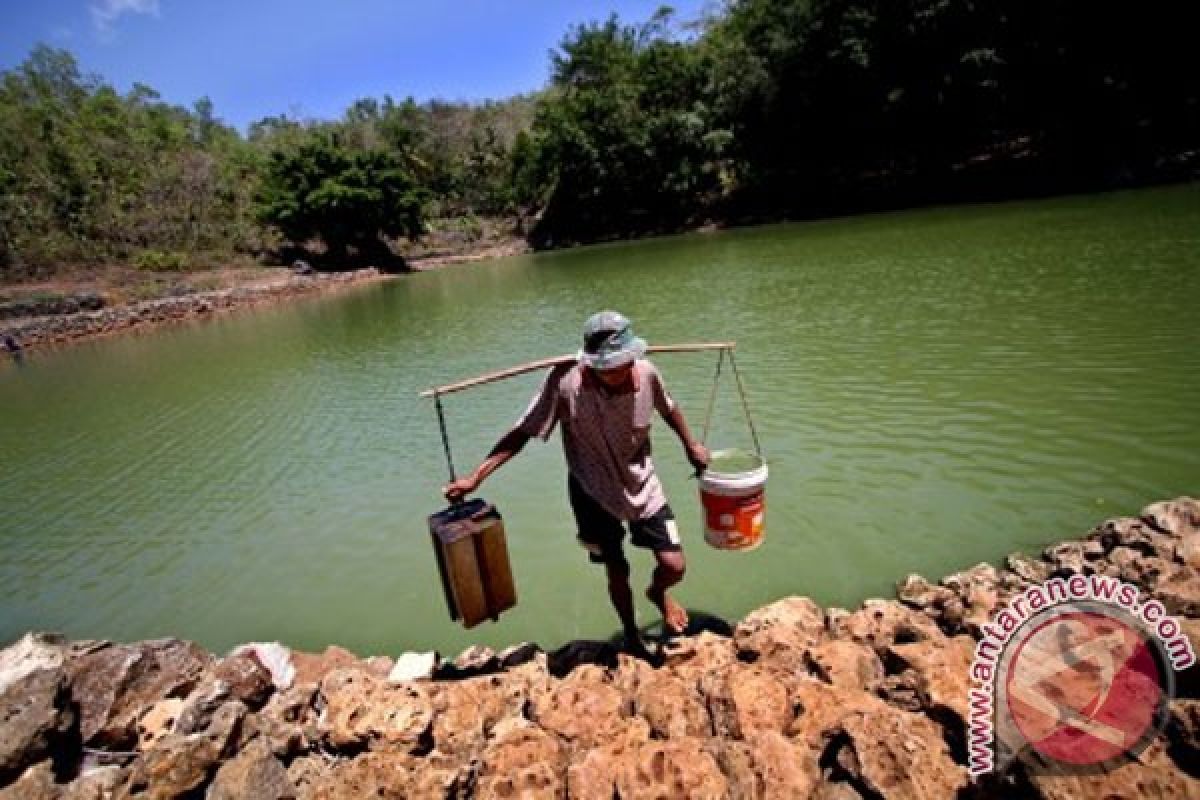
xmin=578 ymin=311 xmax=646 ymax=382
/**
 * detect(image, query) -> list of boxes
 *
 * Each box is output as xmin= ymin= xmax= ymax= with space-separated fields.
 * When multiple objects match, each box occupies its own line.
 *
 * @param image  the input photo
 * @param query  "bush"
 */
xmin=134 ymin=250 xmax=189 ymax=272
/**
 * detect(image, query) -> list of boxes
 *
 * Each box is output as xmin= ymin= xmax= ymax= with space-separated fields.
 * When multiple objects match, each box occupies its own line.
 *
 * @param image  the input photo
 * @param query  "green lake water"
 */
xmin=2 ymin=185 xmax=1198 ymax=657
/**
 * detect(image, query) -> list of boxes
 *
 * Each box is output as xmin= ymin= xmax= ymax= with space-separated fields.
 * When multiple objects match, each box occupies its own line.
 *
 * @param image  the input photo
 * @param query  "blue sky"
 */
xmin=1 ymin=0 xmax=713 ymax=130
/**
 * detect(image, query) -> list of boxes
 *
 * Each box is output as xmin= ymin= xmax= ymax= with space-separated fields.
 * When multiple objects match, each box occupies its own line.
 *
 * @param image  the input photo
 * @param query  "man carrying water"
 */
xmin=444 ymin=311 xmax=709 ymax=652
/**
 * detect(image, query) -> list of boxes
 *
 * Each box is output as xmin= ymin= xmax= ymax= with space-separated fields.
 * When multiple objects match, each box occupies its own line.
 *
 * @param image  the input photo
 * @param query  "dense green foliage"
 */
xmin=519 ymin=12 xmax=723 ymax=246
xmin=523 ymin=0 xmax=1199 ymax=243
xmin=256 ymin=131 xmax=426 ymax=262
xmin=0 ymin=49 xmax=534 ymax=276
xmin=0 ymin=45 xmax=259 ymax=274
xmin=2 ymin=0 xmax=1197 ymax=274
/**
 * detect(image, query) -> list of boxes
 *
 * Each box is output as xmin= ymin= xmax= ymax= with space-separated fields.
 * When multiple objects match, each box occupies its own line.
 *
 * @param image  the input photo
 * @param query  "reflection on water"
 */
xmin=1 ymin=185 xmax=1198 ymax=656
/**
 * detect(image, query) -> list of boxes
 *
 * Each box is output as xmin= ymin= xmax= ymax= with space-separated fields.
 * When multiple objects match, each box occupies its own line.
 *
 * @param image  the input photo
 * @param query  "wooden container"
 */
xmin=428 ymin=498 xmax=517 ymax=628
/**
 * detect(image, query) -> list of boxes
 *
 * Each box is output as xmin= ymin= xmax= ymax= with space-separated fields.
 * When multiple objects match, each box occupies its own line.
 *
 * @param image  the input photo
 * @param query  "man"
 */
xmin=444 ymin=311 xmax=709 ymax=652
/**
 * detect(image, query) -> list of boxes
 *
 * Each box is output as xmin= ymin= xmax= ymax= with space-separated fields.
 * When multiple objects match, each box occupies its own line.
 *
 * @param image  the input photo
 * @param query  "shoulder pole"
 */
xmin=418 ymin=342 xmax=735 ymax=398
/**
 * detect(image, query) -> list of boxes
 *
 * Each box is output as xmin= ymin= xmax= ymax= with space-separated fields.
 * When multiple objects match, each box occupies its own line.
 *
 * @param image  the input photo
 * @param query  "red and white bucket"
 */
xmin=699 ymin=449 xmax=768 ymax=551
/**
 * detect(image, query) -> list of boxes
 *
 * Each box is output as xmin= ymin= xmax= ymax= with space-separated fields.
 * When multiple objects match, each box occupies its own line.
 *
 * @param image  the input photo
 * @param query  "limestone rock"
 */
xmin=283 ymin=754 xmax=327 ymax=797
xmin=1154 ymin=565 xmax=1200 ymax=618
xmin=1031 ymin=740 xmax=1199 ymax=800
xmin=1179 ymin=617 xmax=1200 ymax=697
xmin=451 ymin=644 xmax=498 ymax=675
xmin=1004 ymin=553 xmax=1051 ymax=586
xmin=317 ymin=668 xmax=431 ymax=753
xmin=964 ymin=582 xmax=1003 ymax=638
xmin=505 ymin=654 xmax=554 ymax=700
xmin=476 ymin=724 xmax=566 ymax=799
xmin=938 ymin=597 xmax=966 ymax=633
xmin=386 ymin=652 xmax=438 ymax=684
xmin=362 ymin=656 xmax=394 ymax=678
xmin=0 ymin=760 xmax=58 ymax=800
xmin=896 ymin=574 xmax=956 ymax=613
xmin=878 ymin=674 xmax=922 ymax=713
xmin=885 ymin=635 xmax=975 ymax=756
xmin=299 ymin=751 xmax=461 ymax=799
xmin=613 ymin=738 xmax=728 ymax=800
xmin=205 ymin=739 xmax=294 ymax=800
xmin=0 ymin=667 xmax=76 ymax=785
xmin=733 ymin=596 xmax=827 ymax=671
xmin=1167 ymin=699 xmax=1200 ymax=778
xmin=1042 ymin=541 xmax=1103 ymax=576
xmin=632 ymin=667 xmax=711 ymax=739
xmin=566 ymin=716 xmax=651 ymax=799
xmin=661 ymin=632 xmax=737 ymax=684
xmin=1090 ymin=516 xmax=1177 ymax=560
xmin=428 ymin=671 xmax=529 ymax=756
xmin=940 ymin=562 xmax=1000 ymax=596
xmin=135 ymin=698 xmax=184 ymax=751
xmin=717 ymin=731 xmax=820 ymax=799
xmin=1142 ymin=497 xmax=1200 ymax=538
xmin=210 ymin=655 xmax=273 ymax=710
xmin=937 ymin=561 xmax=1017 ymax=636
xmin=811 ymin=781 xmax=868 ymax=800
xmin=804 ymin=640 xmax=885 ymax=692
xmin=173 ymin=682 xmax=236 ymax=737
xmin=284 ymin=647 xmax=363 ymax=693
xmin=124 ymin=699 xmax=244 ymax=800
xmin=1177 ymin=533 xmax=1200 ymax=570
xmin=609 ymin=652 xmax=658 ymax=700
xmin=67 ymin=640 xmax=212 ymax=747
xmin=1104 ymin=545 xmax=1171 ymax=587
xmin=60 ymin=765 xmax=129 ymax=800
xmin=703 ymin=665 xmax=791 ymax=739
xmin=531 ymin=665 xmax=629 ymax=748
xmin=829 ymin=599 xmax=943 ymax=652
xmin=254 ymin=684 xmax=318 ymax=759
xmin=789 ymin=681 xmax=890 ymax=753
xmin=0 ymin=633 xmax=66 ymax=696
xmin=229 ymin=643 xmax=294 ymax=691
xmin=825 ymin=703 xmax=968 ymax=799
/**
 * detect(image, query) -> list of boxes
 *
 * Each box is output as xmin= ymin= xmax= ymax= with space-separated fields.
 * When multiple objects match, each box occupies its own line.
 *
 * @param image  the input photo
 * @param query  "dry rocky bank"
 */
xmin=1 ymin=497 xmax=1198 ymax=799
xmin=2 ymin=269 xmax=389 ymax=352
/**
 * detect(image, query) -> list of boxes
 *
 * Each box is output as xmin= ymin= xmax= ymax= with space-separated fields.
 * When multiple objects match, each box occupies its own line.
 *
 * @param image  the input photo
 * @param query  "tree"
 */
xmin=256 ymin=131 xmax=427 ymax=263
xmin=526 ymin=11 xmax=721 ymax=246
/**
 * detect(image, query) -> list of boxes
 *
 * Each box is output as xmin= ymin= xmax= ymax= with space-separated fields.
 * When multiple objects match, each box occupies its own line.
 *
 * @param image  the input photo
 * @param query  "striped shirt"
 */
xmin=516 ymin=359 xmax=676 ymax=521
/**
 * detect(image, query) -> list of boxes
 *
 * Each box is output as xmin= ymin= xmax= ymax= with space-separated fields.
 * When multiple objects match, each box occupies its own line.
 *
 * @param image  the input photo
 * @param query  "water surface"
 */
xmin=2 ymin=185 xmax=1198 ymax=656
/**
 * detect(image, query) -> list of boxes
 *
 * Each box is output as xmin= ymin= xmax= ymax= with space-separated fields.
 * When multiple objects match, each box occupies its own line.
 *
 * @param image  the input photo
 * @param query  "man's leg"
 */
xmin=567 ymin=476 xmax=648 ymax=654
xmin=632 ymin=507 xmax=689 ymax=635
xmin=646 ymin=548 xmax=689 ymax=635
xmin=603 ymin=553 xmax=639 ymax=640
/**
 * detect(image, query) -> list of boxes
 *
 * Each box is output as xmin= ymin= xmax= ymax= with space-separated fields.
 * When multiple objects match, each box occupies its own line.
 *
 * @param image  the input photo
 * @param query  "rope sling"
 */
xmin=700 ymin=347 xmax=765 ymax=461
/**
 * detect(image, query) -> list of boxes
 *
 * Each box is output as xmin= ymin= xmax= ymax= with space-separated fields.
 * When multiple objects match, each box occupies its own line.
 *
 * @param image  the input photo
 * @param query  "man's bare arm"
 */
xmin=443 ymin=427 xmax=532 ymax=501
xmin=662 ymin=404 xmax=710 ymax=474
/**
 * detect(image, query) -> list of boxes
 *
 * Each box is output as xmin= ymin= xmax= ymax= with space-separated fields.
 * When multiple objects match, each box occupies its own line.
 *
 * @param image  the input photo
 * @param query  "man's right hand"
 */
xmin=443 ymin=475 xmax=479 ymax=503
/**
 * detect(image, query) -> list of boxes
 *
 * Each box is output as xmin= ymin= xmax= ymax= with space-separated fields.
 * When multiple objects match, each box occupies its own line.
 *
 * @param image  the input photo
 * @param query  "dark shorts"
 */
xmin=568 ymin=475 xmax=680 ymax=565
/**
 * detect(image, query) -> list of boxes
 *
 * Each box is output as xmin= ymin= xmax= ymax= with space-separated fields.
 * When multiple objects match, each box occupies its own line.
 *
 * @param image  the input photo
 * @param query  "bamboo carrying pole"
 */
xmin=419 ymin=342 xmax=735 ymax=398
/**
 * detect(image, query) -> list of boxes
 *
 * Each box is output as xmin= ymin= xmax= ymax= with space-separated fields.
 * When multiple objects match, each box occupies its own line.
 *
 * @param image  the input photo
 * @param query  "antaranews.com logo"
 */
xmin=967 ymin=573 xmax=1196 ymax=777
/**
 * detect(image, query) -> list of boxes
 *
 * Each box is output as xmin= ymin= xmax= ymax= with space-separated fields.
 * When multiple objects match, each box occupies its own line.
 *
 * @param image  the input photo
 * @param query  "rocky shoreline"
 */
xmin=1 ymin=497 xmax=1197 ymax=799
xmin=1 ymin=269 xmax=390 ymax=353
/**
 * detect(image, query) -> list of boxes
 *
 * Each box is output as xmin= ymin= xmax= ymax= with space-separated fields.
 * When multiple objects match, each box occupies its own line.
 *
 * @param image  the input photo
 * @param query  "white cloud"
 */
xmin=90 ymin=0 xmax=161 ymax=39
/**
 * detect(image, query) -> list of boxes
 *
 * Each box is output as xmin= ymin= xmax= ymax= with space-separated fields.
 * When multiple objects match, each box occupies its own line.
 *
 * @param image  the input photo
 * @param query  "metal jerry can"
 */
xmin=427 ymin=498 xmax=517 ymax=628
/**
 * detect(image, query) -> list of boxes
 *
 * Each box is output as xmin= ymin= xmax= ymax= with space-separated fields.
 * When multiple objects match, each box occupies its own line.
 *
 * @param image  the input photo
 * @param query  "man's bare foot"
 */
xmin=646 ymin=587 xmax=689 ymax=635
xmin=622 ymin=630 xmax=653 ymax=660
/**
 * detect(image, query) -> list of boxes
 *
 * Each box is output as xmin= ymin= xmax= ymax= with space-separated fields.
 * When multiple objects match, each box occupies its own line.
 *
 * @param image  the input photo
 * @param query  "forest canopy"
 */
xmin=2 ymin=0 xmax=1197 ymax=275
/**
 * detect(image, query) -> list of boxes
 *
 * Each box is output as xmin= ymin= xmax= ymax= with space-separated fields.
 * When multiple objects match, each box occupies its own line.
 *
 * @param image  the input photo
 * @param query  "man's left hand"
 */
xmin=687 ymin=442 xmax=710 ymax=475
